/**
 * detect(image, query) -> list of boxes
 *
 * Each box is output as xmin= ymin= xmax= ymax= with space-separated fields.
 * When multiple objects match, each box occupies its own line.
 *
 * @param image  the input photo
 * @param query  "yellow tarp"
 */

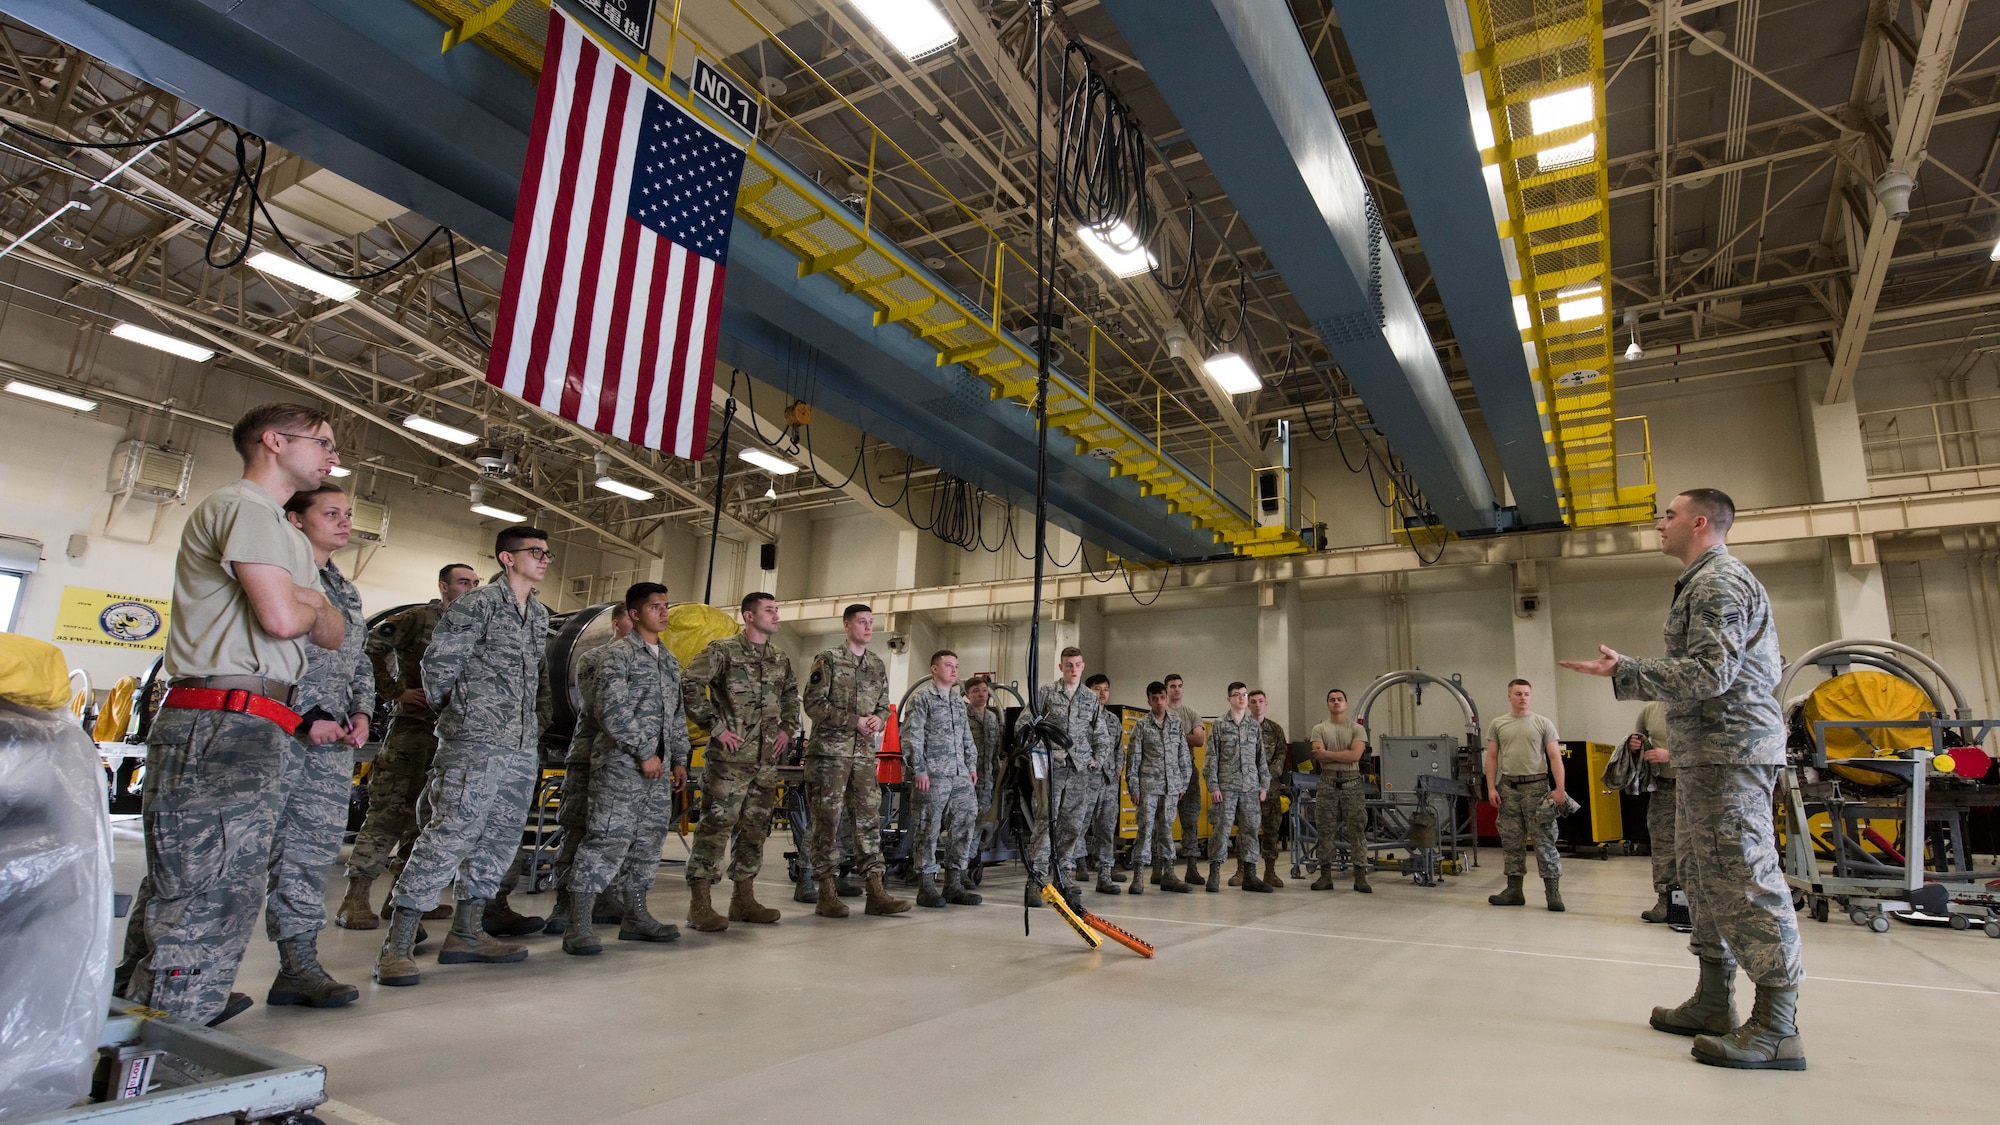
xmin=666 ymin=603 xmax=738 ymax=671
xmin=92 ymin=676 xmax=136 ymax=742
xmin=667 ymin=603 xmax=739 ymax=766
xmin=0 ymin=634 xmax=73 ymax=711
xmin=1803 ymin=670 xmax=1931 ymax=784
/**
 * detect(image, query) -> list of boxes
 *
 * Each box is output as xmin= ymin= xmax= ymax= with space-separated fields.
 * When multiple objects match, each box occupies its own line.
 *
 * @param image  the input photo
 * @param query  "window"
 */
xmin=0 ymin=571 xmax=21 ymax=633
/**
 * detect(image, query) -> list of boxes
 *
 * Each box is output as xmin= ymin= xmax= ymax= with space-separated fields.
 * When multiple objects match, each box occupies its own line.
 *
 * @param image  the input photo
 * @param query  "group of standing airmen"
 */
xmin=109 ymin=401 xmax=1806 ymax=1075
xmin=1022 ymin=657 xmax=1376 ymax=904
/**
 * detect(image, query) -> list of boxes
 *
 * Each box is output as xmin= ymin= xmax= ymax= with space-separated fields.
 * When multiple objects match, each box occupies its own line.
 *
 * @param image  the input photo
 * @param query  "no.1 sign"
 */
xmin=692 ymin=57 xmax=760 ymax=136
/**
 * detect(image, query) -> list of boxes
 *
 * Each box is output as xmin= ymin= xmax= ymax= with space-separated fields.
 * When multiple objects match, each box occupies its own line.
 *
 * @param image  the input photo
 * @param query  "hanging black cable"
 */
xmin=702 ymin=397 xmax=738 ymax=605
xmin=730 ymin=366 xmax=804 ymax=452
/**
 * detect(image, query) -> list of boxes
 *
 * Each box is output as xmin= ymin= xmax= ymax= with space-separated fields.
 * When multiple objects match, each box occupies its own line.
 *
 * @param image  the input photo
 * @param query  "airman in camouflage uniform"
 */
xmin=374 ymin=527 xmax=552 ymax=987
xmin=967 ymin=678 xmax=1003 ymax=820
xmin=1308 ymin=689 xmax=1370 ymax=892
xmin=1631 ymin=700 xmax=1679 ymax=923
xmin=120 ymin=402 xmax=342 ymax=1027
xmin=1165 ymin=674 xmax=1209 ymax=886
xmin=339 ymin=563 xmax=480 ymax=929
xmin=1566 ymin=488 xmax=1805 ymax=1071
xmin=1482 ymin=681 xmax=1566 ymax=910
xmin=264 ymin=487 xmax=374 ymax=1010
xmin=681 ymin=592 xmax=800 ymax=931
xmin=800 ymin=604 xmax=909 ymax=918
xmin=1079 ymin=674 xmax=1127 ymax=894
xmin=902 ymin=650 xmax=983 ymax=908
xmin=1126 ymin=681 xmax=1193 ymax=893
xmin=562 ymin=584 xmax=691 ymax=954
xmin=540 ymin=603 xmax=631 ymax=937
xmin=1204 ymin=684 xmax=1272 ymax=892
xmin=1022 ymin=647 xmax=1116 ymax=906
xmin=1250 ymin=691 xmax=1288 ymax=888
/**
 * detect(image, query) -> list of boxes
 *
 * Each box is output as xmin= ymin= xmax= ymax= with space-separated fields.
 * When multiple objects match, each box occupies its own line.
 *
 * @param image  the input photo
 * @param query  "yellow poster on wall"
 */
xmin=52 ymin=587 xmax=171 ymax=651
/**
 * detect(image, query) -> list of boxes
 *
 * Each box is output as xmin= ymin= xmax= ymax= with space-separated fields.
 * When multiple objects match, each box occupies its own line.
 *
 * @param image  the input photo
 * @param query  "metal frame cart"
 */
xmin=1778 ymin=638 xmax=2000 ymax=937
xmin=1349 ymin=670 xmax=1482 ymax=887
xmin=19 ymin=999 xmax=326 ymax=1124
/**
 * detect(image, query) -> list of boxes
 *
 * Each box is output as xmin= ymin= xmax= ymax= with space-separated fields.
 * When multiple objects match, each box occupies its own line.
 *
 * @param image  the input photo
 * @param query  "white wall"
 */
xmin=0 ymin=402 xmax=520 ymax=683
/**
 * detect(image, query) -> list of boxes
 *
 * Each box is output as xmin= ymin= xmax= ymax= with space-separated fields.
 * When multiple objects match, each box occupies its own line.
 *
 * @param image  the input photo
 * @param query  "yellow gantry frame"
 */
xmin=1463 ymin=0 xmax=1654 ymax=528
xmin=415 ymin=0 xmax=1312 ymax=560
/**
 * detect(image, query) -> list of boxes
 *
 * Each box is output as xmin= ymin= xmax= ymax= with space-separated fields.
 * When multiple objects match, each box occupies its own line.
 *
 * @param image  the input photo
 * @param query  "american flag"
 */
xmin=486 ymin=8 xmax=744 ymax=461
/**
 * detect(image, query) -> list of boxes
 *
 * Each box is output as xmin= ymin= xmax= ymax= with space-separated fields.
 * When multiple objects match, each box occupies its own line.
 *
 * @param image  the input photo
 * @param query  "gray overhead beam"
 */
xmin=1332 ymin=0 xmax=1564 ymax=527
xmin=1101 ymin=0 xmax=1502 ymax=533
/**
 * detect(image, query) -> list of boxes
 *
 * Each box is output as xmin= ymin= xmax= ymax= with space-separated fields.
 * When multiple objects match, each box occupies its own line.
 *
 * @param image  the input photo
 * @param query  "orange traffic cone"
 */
xmin=877 ymin=704 xmax=904 ymax=784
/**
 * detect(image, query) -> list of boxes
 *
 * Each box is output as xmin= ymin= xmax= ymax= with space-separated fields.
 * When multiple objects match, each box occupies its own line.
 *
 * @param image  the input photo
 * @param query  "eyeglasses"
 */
xmin=277 ymin=432 xmax=339 ymax=455
xmin=510 ymin=547 xmax=555 ymax=562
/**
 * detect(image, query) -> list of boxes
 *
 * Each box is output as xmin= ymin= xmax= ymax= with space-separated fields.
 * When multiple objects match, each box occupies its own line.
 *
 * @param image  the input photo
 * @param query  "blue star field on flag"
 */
xmin=629 ymin=91 xmax=744 ymax=264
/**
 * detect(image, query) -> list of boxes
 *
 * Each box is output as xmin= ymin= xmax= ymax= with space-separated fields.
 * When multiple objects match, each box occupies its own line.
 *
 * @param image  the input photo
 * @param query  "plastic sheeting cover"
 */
xmin=0 ymin=699 xmax=114 ymax=1119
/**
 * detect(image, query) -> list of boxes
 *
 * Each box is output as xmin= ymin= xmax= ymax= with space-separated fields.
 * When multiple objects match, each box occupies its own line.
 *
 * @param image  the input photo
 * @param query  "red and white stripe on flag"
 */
xmin=485 ymin=9 xmax=741 ymax=462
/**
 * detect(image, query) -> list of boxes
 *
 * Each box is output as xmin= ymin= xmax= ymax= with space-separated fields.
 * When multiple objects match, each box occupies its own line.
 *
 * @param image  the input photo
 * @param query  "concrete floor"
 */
xmin=109 ymin=820 xmax=2000 ymax=1124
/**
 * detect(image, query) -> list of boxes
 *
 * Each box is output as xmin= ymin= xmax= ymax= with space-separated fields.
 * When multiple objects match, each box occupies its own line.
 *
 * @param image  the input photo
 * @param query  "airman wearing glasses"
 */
xmin=375 ymin=524 xmax=554 ymax=987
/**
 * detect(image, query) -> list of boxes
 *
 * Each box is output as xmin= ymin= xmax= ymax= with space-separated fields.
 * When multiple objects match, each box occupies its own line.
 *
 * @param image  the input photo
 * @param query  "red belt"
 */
xmin=162 ymin=687 xmax=304 ymax=734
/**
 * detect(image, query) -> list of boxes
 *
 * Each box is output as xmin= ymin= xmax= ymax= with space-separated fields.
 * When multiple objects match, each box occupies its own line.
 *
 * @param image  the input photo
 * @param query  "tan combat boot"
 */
xmin=1544 ymin=878 xmax=1566 ymax=912
xmin=728 ymin=879 xmax=781 ymax=924
xmin=686 ymin=879 xmax=730 ymax=932
xmin=816 ymin=876 xmax=850 ymax=918
xmin=438 ymin=899 xmax=529 ymax=964
xmin=1262 ymin=855 xmax=1286 ymax=889
xmin=1228 ymin=859 xmax=1244 ymax=887
xmin=334 ymin=875 xmax=378 ymax=930
xmin=373 ymin=906 xmax=425 ymax=987
xmin=1692 ymin=985 xmax=1805 ymax=1071
xmin=863 ymin=872 xmax=911 ymax=915
xmin=1352 ymin=865 xmax=1373 ymax=894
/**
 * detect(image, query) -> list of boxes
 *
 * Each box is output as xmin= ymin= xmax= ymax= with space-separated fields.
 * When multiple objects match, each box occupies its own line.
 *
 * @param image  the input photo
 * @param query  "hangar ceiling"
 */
xmin=0 ymin=0 xmax=1995 ymax=561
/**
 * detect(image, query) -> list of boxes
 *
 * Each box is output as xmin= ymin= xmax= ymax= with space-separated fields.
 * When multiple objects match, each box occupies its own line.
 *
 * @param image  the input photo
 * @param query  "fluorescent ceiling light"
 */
xmin=1513 ymin=294 xmax=1532 ymax=331
xmin=402 ymin=415 xmax=479 ymax=445
xmin=1557 ymin=293 xmax=1605 ymax=322
xmin=247 ymin=250 xmax=360 ymax=302
xmin=739 ymin=448 xmax=801 ymax=475
xmin=470 ymin=502 xmax=526 ymax=522
xmin=594 ymin=476 xmax=654 ymax=501
xmin=851 ymin=0 xmax=959 ymax=61
xmin=5 ymin=380 xmax=98 ymax=411
xmin=1205 ymin=352 xmax=1263 ymax=395
xmin=1989 ymin=236 xmax=2000 ymax=262
xmin=326 ymin=465 xmax=353 ymax=478
xmin=1077 ymin=220 xmax=1156 ymax=279
xmin=1528 ymin=86 xmax=1596 ymax=171
xmin=110 ymin=323 xmax=215 ymax=362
